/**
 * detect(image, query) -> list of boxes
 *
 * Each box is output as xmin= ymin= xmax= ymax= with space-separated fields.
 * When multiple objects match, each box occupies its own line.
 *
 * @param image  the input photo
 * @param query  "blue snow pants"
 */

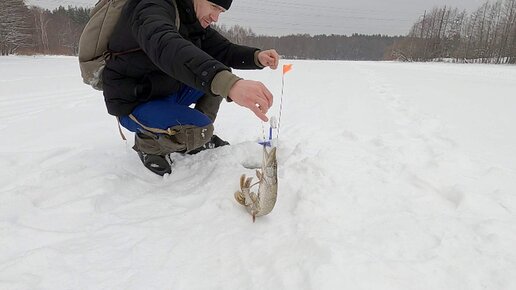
xmin=119 ymin=85 xmax=212 ymax=132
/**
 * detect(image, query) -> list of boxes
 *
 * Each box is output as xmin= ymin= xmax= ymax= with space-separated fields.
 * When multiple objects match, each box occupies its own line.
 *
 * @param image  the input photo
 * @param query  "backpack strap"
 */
xmin=129 ymin=114 xmax=179 ymax=136
xmin=172 ymin=0 xmax=180 ymax=29
xmin=116 ymin=117 xmax=127 ymax=140
xmin=109 ymin=47 xmax=143 ymax=58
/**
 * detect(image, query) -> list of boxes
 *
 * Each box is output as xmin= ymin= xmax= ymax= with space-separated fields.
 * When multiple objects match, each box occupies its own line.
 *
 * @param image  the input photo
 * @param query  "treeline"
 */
xmin=0 ymin=0 xmax=89 ymax=55
xmin=389 ymin=0 xmax=516 ymax=63
xmin=0 ymin=0 xmax=398 ymax=60
xmin=214 ymin=25 xmax=401 ymax=60
xmin=2 ymin=0 xmax=514 ymax=63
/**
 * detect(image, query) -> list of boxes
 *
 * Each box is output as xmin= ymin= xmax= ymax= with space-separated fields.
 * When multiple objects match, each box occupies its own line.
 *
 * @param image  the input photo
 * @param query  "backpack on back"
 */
xmin=78 ymin=0 xmax=129 ymax=91
xmin=78 ymin=0 xmax=179 ymax=91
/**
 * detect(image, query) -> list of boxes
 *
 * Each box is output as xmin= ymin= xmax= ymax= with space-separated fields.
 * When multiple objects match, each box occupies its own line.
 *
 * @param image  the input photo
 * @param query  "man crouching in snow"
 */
xmin=102 ymin=0 xmax=280 ymax=175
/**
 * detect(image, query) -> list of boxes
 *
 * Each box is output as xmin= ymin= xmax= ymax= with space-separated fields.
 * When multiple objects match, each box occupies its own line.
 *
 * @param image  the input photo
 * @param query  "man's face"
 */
xmin=193 ymin=0 xmax=226 ymax=28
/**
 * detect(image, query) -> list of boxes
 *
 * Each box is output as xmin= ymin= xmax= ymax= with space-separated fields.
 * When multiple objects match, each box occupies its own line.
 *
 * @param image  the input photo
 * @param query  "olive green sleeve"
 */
xmin=211 ymin=70 xmax=242 ymax=99
xmin=254 ymin=50 xmax=265 ymax=68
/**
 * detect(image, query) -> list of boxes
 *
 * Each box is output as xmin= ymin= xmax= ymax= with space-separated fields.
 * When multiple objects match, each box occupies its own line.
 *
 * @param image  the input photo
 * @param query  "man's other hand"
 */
xmin=258 ymin=49 xmax=280 ymax=70
xmin=228 ymin=80 xmax=273 ymax=122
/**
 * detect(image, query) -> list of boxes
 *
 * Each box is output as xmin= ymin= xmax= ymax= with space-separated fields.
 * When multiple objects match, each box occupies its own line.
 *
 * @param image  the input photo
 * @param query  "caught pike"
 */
xmin=235 ymin=146 xmax=278 ymax=222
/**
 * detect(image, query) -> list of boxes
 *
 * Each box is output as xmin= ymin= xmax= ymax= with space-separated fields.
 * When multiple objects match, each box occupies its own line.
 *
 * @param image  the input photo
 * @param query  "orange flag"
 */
xmin=282 ymin=64 xmax=293 ymax=75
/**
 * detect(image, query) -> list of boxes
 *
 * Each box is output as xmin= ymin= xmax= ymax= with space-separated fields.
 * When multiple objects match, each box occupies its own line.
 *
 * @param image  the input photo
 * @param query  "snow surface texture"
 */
xmin=1 ymin=56 xmax=516 ymax=290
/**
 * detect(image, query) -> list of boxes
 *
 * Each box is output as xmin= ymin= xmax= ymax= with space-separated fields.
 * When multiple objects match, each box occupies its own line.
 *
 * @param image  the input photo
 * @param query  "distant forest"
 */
xmin=0 ymin=0 xmax=514 ymax=63
xmin=213 ymin=25 xmax=401 ymax=60
xmin=390 ymin=0 xmax=516 ymax=63
xmin=0 ymin=0 xmax=89 ymax=55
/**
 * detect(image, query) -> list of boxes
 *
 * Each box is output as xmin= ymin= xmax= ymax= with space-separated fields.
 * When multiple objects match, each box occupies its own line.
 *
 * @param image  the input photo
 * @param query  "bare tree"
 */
xmin=511 ymin=6 xmax=516 ymax=62
xmin=390 ymin=0 xmax=516 ymax=63
xmin=499 ymin=0 xmax=516 ymax=63
xmin=31 ymin=7 xmax=51 ymax=54
xmin=0 ymin=0 xmax=31 ymax=55
xmin=484 ymin=2 xmax=499 ymax=59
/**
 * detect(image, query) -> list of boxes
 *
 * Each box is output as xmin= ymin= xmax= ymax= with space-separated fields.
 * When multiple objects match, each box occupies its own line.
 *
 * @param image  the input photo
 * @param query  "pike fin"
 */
xmin=256 ymin=169 xmax=263 ymax=181
xmin=240 ymin=174 xmax=246 ymax=189
xmin=234 ymin=191 xmax=246 ymax=205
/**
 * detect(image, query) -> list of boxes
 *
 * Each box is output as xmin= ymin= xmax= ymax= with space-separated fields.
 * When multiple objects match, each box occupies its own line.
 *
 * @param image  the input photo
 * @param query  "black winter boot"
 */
xmin=188 ymin=134 xmax=229 ymax=155
xmin=136 ymin=150 xmax=172 ymax=176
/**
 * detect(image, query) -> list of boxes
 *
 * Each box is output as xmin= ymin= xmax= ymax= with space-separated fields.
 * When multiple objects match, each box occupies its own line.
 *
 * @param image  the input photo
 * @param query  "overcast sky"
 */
xmin=30 ymin=0 xmax=487 ymax=36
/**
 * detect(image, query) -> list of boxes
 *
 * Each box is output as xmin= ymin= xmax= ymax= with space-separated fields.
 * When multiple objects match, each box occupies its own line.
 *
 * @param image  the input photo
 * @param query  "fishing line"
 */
xmin=258 ymin=63 xmax=292 ymax=147
xmin=277 ymin=63 xmax=292 ymax=141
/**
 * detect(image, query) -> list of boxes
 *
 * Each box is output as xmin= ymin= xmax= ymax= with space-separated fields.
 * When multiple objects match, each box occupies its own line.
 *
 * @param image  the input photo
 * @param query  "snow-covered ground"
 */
xmin=1 ymin=56 xmax=516 ymax=289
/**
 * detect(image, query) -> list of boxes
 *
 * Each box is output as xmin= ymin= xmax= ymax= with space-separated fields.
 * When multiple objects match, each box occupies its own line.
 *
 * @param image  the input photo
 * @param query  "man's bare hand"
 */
xmin=229 ymin=80 xmax=273 ymax=122
xmin=257 ymin=49 xmax=280 ymax=70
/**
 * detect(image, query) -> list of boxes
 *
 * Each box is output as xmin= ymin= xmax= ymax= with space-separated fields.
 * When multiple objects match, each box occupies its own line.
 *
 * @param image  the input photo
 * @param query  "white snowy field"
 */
xmin=1 ymin=56 xmax=516 ymax=290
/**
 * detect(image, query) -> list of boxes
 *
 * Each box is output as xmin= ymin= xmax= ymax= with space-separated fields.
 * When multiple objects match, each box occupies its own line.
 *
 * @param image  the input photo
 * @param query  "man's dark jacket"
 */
xmin=103 ymin=0 xmax=262 ymax=116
